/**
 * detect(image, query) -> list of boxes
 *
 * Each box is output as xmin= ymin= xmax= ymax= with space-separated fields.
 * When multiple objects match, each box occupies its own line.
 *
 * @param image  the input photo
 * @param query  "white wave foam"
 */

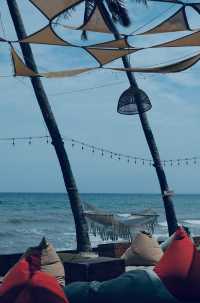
xmin=184 ymin=220 xmax=200 ymax=225
xmin=158 ymin=222 xmax=168 ymax=227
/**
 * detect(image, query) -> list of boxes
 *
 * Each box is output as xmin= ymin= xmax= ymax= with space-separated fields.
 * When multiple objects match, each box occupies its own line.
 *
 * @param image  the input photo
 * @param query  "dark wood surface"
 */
xmin=64 ymin=256 xmax=125 ymax=283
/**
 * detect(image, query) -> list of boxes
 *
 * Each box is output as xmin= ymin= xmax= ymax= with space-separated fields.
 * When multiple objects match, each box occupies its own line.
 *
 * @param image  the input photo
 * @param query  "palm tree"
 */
xmin=76 ymin=0 xmax=178 ymax=235
xmin=7 ymin=0 xmax=91 ymax=253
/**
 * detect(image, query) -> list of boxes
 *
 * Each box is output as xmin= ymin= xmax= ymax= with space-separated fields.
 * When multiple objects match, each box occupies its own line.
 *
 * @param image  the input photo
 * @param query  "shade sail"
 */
xmin=40 ymin=67 xmax=97 ymax=78
xmin=11 ymin=47 xmax=38 ymax=77
xmin=191 ymin=3 xmax=200 ymax=14
xmin=79 ymin=5 xmax=112 ymax=33
xmin=105 ymin=52 xmax=200 ymax=73
xmin=155 ymin=30 xmax=200 ymax=47
xmin=21 ymin=25 xmax=71 ymax=46
xmin=86 ymin=47 xmax=140 ymax=65
xmin=29 ymin=0 xmax=83 ymax=20
xmin=149 ymin=0 xmax=183 ymax=3
xmin=141 ymin=7 xmax=190 ymax=35
xmin=88 ymin=38 xmax=130 ymax=49
xmin=11 ymin=46 xmax=97 ymax=78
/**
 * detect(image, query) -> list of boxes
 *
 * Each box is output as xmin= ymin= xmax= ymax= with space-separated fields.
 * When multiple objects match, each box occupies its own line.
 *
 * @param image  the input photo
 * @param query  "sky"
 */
xmin=0 ymin=0 xmax=200 ymax=194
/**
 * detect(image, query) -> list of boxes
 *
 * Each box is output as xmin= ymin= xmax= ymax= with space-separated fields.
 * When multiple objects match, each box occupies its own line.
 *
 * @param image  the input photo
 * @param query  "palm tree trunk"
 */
xmin=99 ymin=1 xmax=178 ymax=235
xmin=7 ymin=0 xmax=91 ymax=252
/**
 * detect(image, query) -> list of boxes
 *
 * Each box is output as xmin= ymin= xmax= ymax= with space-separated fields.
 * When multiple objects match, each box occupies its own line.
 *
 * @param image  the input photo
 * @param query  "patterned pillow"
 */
xmin=24 ymin=237 xmax=65 ymax=287
xmin=0 ymin=254 xmax=69 ymax=303
xmin=121 ymin=232 xmax=163 ymax=266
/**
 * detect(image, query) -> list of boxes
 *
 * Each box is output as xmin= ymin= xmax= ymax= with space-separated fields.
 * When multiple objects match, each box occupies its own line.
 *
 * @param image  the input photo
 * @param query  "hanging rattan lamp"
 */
xmin=117 ymin=87 xmax=152 ymax=115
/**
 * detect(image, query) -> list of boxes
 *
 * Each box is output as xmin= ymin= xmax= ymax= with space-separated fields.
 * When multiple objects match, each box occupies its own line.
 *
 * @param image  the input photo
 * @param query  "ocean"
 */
xmin=0 ymin=193 xmax=200 ymax=254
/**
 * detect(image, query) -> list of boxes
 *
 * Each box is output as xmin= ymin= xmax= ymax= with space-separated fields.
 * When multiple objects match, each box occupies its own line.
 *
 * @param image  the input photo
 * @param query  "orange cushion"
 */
xmin=0 ymin=255 xmax=69 ymax=303
xmin=154 ymin=226 xmax=195 ymax=301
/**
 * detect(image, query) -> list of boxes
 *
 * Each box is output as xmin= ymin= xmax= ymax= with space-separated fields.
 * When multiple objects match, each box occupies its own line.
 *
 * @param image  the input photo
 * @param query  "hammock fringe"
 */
xmin=83 ymin=201 xmax=158 ymax=241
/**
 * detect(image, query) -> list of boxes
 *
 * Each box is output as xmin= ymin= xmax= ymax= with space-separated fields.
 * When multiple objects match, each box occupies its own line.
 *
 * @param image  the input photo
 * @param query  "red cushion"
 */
xmin=154 ymin=226 xmax=195 ymax=301
xmin=0 ymin=259 xmax=29 ymax=301
xmin=186 ymin=247 xmax=200 ymax=302
xmin=0 ymin=255 xmax=69 ymax=303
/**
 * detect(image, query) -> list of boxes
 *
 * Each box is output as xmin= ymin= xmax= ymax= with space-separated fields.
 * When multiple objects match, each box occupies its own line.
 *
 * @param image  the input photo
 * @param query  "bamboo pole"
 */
xmin=99 ymin=1 xmax=178 ymax=235
xmin=7 ymin=0 xmax=91 ymax=252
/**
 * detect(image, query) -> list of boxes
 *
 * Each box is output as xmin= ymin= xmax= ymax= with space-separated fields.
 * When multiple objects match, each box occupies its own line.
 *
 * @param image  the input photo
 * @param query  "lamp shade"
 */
xmin=117 ymin=87 xmax=152 ymax=115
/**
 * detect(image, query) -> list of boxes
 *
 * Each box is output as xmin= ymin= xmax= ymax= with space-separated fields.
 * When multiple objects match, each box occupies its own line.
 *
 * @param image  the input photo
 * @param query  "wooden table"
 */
xmin=63 ymin=256 xmax=125 ymax=283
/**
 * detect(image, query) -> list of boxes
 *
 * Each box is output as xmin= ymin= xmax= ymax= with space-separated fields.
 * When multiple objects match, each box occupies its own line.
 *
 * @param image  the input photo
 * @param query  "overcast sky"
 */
xmin=0 ymin=0 xmax=200 ymax=194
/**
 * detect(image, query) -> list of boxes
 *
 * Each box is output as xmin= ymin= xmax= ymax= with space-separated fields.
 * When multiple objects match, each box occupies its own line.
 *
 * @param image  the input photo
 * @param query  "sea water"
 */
xmin=0 ymin=193 xmax=200 ymax=254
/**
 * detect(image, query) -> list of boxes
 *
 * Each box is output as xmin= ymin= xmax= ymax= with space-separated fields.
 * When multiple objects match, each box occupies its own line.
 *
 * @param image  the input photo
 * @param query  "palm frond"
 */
xmin=105 ymin=0 xmax=131 ymax=27
xmin=81 ymin=0 xmax=96 ymax=39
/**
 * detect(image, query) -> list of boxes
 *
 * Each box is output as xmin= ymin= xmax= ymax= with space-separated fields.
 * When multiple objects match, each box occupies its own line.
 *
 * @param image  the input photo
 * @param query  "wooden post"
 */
xmin=99 ymin=2 xmax=178 ymax=235
xmin=7 ymin=0 xmax=91 ymax=252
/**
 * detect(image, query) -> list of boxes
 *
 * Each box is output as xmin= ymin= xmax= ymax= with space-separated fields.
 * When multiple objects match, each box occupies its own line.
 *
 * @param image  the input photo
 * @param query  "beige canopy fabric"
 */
xmin=79 ymin=5 xmax=112 ymax=33
xmin=191 ymin=3 xmax=200 ymax=14
xmin=21 ymin=25 xmax=71 ymax=46
xmin=11 ymin=47 xmax=38 ymax=77
xmin=88 ymin=38 xmax=130 ymax=49
xmin=105 ymin=52 xmax=200 ymax=73
xmin=86 ymin=47 xmax=140 ymax=65
xmin=140 ymin=7 xmax=190 ymax=35
xmin=29 ymin=0 xmax=83 ymax=20
xmin=40 ymin=67 xmax=98 ymax=78
xmin=155 ymin=30 xmax=200 ymax=48
xmin=149 ymin=0 xmax=182 ymax=3
xmin=11 ymin=46 xmax=97 ymax=78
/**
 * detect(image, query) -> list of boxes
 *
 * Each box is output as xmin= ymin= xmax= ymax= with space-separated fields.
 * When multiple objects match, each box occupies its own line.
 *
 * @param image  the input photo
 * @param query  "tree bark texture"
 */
xmin=99 ymin=1 xmax=178 ymax=235
xmin=7 ymin=0 xmax=91 ymax=252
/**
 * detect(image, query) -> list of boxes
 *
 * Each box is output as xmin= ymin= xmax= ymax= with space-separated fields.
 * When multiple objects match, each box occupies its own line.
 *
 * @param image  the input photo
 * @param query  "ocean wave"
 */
xmin=5 ymin=216 xmax=67 ymax=224
xmin=0 ymin=230 xmax=16 ymax=237
xmin=184 ymin=220 xmax=200 ymax=225
xmin=158 ymin=222 xmax=168 ymax=227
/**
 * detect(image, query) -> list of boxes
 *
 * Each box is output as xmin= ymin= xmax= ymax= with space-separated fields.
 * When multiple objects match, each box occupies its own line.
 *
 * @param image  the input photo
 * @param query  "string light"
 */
xmin=0 ymin=134 xmax=199 ymax=168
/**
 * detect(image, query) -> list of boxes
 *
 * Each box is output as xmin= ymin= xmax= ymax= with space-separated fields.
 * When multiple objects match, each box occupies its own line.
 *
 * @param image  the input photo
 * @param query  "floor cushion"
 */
xmin=160 ymin=232 xmax=176 ymax=252
xmin=154 ymin=226 xmax=196 ymax=302
xmin=186 ymin=246 xmax=200 ymax=302
xmin=64 ymin=269 xmax=178 ymax=303
xmin=0 ymin=254 xmax=69 ymax=303
xmin=24 ymin=237 xmax=65 ymax=286
xmin=121 ymin=231 xmax=163 ymax=266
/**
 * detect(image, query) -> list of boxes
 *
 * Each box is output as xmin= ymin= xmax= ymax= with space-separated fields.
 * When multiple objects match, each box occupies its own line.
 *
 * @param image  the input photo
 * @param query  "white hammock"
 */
xmin=83 ymin=202 xmax=158 ymax=241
